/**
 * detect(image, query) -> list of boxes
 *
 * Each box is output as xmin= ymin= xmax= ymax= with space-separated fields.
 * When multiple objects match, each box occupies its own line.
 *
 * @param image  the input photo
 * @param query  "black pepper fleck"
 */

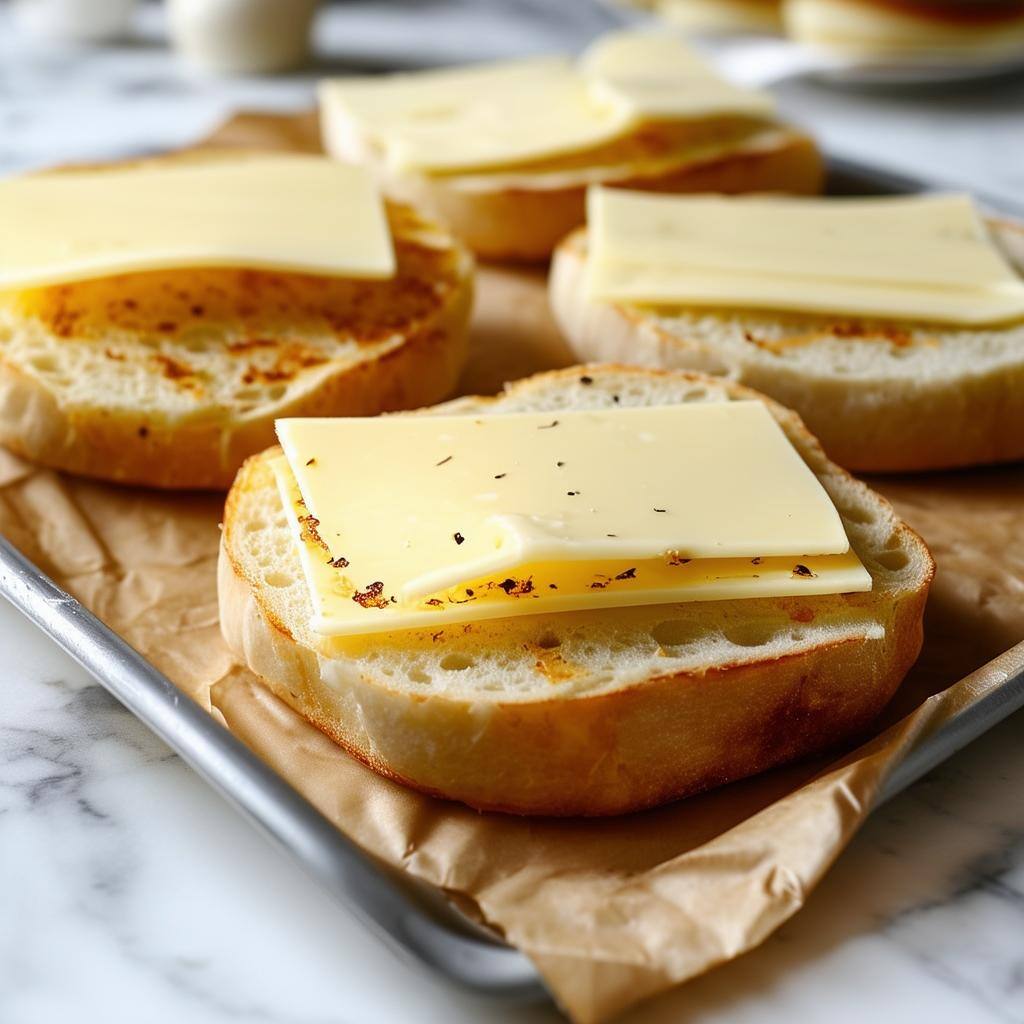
xmin=453 ymin=532 xmax=465 ymax=545
xmin=352 ymin=582 xmax=388 ymax=608
xmin=538 ymin=420 xmax=559 ymax=430
xmin=435 ymin=455 xmax=453 ymax=466
xmin=497 ymin=577 xmax=534 ymax=596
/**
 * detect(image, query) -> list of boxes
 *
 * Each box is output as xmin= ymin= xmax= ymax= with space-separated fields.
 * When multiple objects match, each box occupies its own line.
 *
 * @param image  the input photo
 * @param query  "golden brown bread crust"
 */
xmin=0 ymin=193 xmax=474 ymax=490
xmin=219 ymin=365 xmax=932 ymax=816
xmin=219 ymin=595 xmax=919 ymax=817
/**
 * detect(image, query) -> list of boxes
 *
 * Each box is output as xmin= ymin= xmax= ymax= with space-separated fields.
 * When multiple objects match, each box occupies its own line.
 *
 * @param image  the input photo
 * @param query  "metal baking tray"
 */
xmin=2 ymin=155 xmax=1023 ymax=1009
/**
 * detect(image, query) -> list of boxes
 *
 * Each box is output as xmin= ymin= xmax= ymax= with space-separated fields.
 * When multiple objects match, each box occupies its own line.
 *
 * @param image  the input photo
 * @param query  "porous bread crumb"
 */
xmin=230 ymin=368 xmax=923 ymax=701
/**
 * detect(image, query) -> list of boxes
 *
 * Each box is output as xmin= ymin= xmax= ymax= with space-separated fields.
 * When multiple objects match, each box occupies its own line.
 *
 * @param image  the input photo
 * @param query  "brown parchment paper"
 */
xmin=3 ymin=111 xmax=1024 ymax=1024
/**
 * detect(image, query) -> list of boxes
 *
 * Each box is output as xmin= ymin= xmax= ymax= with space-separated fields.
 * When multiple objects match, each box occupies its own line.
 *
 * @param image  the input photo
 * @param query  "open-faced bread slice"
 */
xmin=551 ymin=222 xmax=1024 ymax=472
xmin=0 ymin=156 xmax=474 ymax=490
xmin=323 ymin=113 xmax=822 ymax=263
xmin=319 ymin=29 xmax=823 ymax=262
xmin=219 ymin=365 xmax=932 ymax=816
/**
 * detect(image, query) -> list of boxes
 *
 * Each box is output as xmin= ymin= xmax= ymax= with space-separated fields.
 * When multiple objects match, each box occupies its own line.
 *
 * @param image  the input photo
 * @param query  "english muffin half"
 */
xmin=219 ymin=365 xmax=932 ymax=816
xmin=0 ymin=155 xmax=474 ymax=490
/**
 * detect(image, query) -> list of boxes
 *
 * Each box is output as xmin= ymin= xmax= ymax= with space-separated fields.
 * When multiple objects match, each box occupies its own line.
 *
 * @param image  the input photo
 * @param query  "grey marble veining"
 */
xmin=1 ymin=3 xmax=1023 ymax=1022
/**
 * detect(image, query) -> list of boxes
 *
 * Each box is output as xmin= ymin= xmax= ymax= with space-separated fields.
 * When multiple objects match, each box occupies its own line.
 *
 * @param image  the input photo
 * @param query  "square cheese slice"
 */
xmin=586 ymin=188 xmax=1024 ymax=325
xmin=0 ymin=155 xmax=395 ymax=290
xmin=321 ymin=56 xmax=630 ymax=176
xmin=275 ymin=402 xmax=870 ymax=638
xmin=318 ymin=30 xmax=773 ymax=176
xmin=580 ymin=28 xmax=775 ymax=121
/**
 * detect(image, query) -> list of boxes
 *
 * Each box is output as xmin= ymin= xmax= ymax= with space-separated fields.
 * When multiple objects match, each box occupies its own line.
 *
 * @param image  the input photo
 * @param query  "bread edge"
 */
xmin=324 ymin=120 xmax=824 ymax=261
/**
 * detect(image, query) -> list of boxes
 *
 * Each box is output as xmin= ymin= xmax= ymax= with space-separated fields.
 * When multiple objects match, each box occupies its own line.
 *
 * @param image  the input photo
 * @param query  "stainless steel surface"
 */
xmin=0 ymin=157 xmax=1021 ymax=1005
xmin=0 ymin=535 xmax=547 ymax=1003
xmin=879 ymin=653 xmax=1024 ymax=805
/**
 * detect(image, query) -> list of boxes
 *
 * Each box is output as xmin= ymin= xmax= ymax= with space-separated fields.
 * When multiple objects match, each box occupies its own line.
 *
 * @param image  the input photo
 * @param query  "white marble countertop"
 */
xmin=2 ymin=3 xmax=1024 ymax=1022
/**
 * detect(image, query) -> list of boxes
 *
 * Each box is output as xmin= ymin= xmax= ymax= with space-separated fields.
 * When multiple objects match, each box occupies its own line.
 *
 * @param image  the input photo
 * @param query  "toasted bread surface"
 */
xmin=551 ymin=225 xmax=1024 ymax=473
xmin=219 ymin=365 xmax=931 ymax=816
xmin=0 ymin=170 xmax=474 ymax=490
xmin=323 ymin=106 xmax=823 ymax=260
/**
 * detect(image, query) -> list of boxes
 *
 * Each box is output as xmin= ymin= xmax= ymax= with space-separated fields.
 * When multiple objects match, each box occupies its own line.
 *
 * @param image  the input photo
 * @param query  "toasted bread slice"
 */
xmin=0 ymin=164 xmax=474 ymax=491
xmin=551 ymin=223 xmax=1024 ymax=473
xmin=321 ymin=100 xmax=823 ymax=261
xmin=218 ymin=365 xmax=932 ymax=816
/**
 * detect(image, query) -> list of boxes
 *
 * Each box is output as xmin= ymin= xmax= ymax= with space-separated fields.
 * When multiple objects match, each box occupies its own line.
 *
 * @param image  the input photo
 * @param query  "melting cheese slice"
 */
xmin=275 ymin=403 xmax=870 ymax=639
xmin=0 ymin=155 xmax=395 ymax=291
xmin=318 ymin=30 xmax=772 ymax=175
xmin=586 ymin=188 xmax=1024 ymax=326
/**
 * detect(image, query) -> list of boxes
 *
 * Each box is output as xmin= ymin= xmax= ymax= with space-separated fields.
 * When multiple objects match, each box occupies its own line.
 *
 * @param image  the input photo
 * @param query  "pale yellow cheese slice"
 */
xmin=318 ymin=30 xmax=773 ymax=175
xmin=275 ymin=403 xmax=870 ymax=638
xmin=0 ymin=155 xmax=395 ymax=291
xmin=586 ymin=188 xmax=1024 ymax=325
xmin=320 ymin=57 xmax=628 ymax=176
xmin=581 ymin=29 xmax=775 ymax=120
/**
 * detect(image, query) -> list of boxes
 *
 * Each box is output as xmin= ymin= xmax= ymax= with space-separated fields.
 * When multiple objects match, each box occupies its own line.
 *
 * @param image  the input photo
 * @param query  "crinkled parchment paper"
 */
xmin=2 ymin=112 xmax=1023 ymax=1024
